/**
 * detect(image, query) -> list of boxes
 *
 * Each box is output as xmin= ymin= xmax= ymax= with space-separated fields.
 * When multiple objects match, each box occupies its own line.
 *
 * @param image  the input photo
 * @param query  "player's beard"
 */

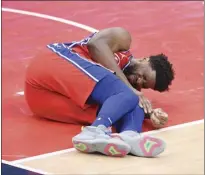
xmin=123 ymin=64 xmax=139 ymax=88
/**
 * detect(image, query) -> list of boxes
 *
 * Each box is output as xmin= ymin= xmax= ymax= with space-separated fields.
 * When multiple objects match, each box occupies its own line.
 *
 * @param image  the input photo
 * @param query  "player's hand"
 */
xmin=134 ymin=90 xmax=152 ymax=114
xmin=150 ymin=108 xmax=168 ymax=128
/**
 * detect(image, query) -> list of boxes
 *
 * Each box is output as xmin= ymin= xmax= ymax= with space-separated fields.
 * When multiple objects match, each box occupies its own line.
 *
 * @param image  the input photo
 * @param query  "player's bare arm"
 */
xmin=87 ymin=27 xmax=152 ymax=113
xmin=87 ymin=27 xmax=133 ymax=89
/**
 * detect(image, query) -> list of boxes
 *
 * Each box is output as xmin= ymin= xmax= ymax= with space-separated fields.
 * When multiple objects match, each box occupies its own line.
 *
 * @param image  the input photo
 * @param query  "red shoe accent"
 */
xmin=110 ymin=134 xmax=123 ymax=141
xmin=139 ymin=136 xmax=163 ymax=157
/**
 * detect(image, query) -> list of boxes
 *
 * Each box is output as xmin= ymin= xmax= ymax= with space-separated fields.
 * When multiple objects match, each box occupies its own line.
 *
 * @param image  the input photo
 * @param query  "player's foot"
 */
xmin=111 ymin=131 xmax=166 ymax=157
xmin=72 ymin=125 xmax=131 ymax=157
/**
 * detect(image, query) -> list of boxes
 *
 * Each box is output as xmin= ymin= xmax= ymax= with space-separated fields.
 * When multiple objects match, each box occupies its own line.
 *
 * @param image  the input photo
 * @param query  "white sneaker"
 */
xmin=111 ymin=130 xmax=166 ymax=157
xmin=72 ymin=125 xmax=131 ymax=157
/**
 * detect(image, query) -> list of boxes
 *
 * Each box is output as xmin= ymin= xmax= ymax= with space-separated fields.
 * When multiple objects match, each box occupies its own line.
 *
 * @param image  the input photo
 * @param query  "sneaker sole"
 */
xmin=138 ymin=136 xmax=165 ymax=157
xmin=72 ymin=138 xmax=130 ymax=157
xmin=111 ymin=135 xmax=165 ymax=157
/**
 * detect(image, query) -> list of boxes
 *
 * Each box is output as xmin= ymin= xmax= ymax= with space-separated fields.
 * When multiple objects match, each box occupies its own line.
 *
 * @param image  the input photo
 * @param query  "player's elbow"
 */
xmin=87 ymin=27 xmax=131 ymax=55
xmin=87 ymin=38 xmax=105 ymax=54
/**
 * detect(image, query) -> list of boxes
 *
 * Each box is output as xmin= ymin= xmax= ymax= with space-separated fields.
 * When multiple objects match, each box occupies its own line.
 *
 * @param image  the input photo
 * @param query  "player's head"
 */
xmin=124 ymin=53 xmax=175 ymax=92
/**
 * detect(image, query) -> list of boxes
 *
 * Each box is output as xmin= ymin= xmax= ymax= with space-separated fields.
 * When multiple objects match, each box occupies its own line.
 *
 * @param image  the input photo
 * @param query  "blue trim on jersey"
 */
xmin=63 ymin=32 xmax=97 ymax=49
xmin=47 ymin=43 xmax=113 ymax=82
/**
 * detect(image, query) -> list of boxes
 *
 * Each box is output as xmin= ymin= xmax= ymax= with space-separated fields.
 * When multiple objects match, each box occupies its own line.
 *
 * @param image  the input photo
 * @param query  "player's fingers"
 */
xmin=139 ymin=100 xmax=143 ymax=108
xmin=142 ymin=98 xmax=151 ymax=114
xmin=158 ymin=112 xmax=168 ymax=122
xmin=139 ymin=97 xmax=147 ymax=113
xmin=158 ymin=118 xmax=166 ymax=125
xmin=152 ymin=122 xmax=162 ymax=128
xmin=146 ymin=100 xmax=152 ymax=114
xmin=151 ymin=115 xmax=160 ymax=125
xmin=154 ymin=109 xmax=168 ymax=121
xmin=142 ymin=100 xmax=148 ymax=113
xmin=145 ymin=98 xmax=152 ymax=113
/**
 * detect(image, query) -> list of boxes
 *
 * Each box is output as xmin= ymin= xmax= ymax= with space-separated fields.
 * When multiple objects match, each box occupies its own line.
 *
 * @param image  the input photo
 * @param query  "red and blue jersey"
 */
xmin=65 ymin=32 xmax=133 ymax=71
xmin=44 ymin=32 xmax=134 ymax=107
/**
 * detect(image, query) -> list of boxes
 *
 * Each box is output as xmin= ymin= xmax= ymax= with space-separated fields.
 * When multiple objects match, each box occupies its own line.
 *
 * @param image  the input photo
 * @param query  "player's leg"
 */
xmin=114 ymin=105 xmax=145 ymax=133
xmin=26 ymin=45 xmax=130 ymax=157
xmin=90 ymin=73 xmax=139 ymax=127
xmin=112 ymin=106 xmax=166 ymax=157
xmin=73 ymin=73 xmax=139 ymax=157
xmin=25 ymin=82 xmax=97 ymax=125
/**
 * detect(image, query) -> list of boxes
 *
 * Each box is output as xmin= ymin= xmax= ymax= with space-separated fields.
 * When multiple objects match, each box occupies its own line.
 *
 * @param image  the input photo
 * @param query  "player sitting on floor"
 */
xmin=25 ymin=27 xmax=175 ymax=158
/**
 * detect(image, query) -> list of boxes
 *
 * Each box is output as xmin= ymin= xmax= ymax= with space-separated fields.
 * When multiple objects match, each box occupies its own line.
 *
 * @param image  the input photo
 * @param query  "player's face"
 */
xmin=124 ymin=58 xmax=156 ymax=91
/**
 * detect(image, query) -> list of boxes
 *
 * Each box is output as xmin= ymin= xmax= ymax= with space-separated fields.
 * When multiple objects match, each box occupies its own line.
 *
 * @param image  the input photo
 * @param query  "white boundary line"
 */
xmin=2 ymin=7 xmax=98 ymax=33
xmin=9 ymin=119 xmax=204 ymax=164
xmin=2 ymin=160 xmax=51 ymax=174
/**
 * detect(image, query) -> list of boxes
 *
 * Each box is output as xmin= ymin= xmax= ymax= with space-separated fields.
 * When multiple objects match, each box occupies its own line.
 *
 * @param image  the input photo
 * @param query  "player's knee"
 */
xmin=122 ymin=90 xmax=139 ymax=109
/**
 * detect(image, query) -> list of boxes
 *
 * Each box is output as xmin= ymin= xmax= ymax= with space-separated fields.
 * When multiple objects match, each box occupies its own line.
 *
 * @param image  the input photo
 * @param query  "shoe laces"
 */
xmin=104 ymin=127 xmax=112 ymax=135
xmin=81 ymin=125 xmax=112 ymax=135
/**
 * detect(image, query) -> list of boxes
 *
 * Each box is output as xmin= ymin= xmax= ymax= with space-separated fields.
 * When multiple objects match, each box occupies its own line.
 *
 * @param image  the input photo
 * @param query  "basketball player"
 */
xmin=25 ymin=27 xmax=175 ymax=158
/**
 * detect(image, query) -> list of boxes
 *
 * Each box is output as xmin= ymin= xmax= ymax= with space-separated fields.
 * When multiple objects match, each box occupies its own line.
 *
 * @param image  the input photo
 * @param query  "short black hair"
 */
xmin=149 ymin=53 xmax=175 ymax=92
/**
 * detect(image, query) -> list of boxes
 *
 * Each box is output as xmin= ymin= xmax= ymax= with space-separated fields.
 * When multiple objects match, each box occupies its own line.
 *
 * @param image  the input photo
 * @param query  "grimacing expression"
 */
xmin=124 ymin=58 xmax=156 ymax=91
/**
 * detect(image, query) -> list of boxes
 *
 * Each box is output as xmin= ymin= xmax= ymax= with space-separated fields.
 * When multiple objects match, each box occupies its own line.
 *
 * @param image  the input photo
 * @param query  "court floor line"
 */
xmin=2 ymin=7 xmax=98 ymax=33
xmin=2 ymin=160 xmax=51 ymax=174
xmin=8 ymin=119 xmax=204 ymax=164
